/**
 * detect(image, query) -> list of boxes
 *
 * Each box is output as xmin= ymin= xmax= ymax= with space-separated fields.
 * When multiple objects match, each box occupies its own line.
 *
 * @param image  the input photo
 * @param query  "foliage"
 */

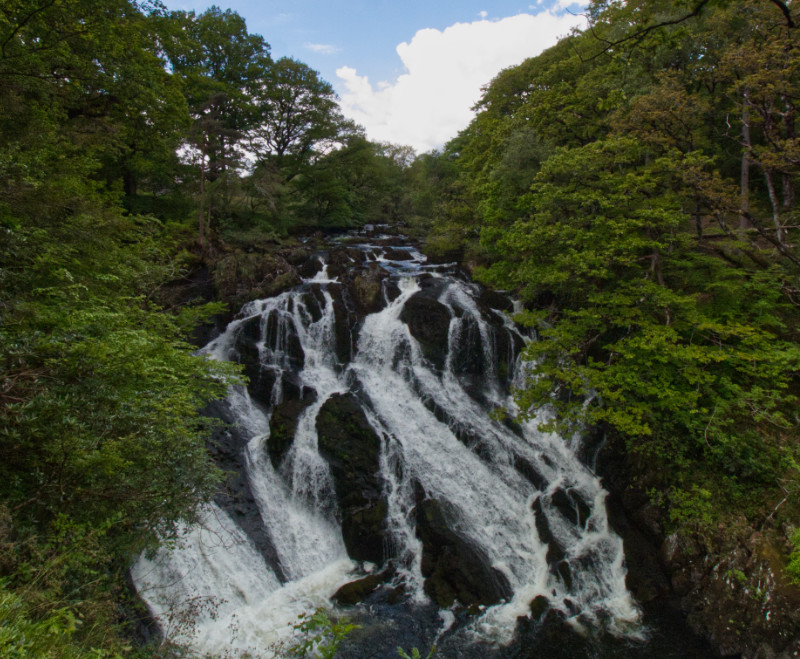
xmin=423 ymin=0 xmax=800 ymax=539
xmin=788 ymin=529 xmax=800 ymax=586
xmin=397 ymin=644 xmax=437 ymax=659
xmin=285 ymin=609 xmax=358 ymax=659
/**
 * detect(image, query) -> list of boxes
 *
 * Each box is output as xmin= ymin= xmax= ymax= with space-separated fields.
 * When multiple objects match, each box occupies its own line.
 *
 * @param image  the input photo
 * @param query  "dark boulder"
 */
xmin=414 ymin=498 xmax=513 ymax=608
xmin=476 ymin=287 xmax=514 ymax=315
xmin=549 ymin=486 xmax=592 ymax=528
xmin=531 ymin=496 xmax=565 ymax=565
xmin=332 ymin=573 xmax=385 ymax=606
xmin=267 ymin=389 xmax=318 ymax=469
xmin=383 ymin=247 xmax=415 ymax=261
xmin=515 ymin=456 xmax=547 ymax=491
xmin=297 ymin=254 xmax=324 ymax=279
xmin=331 ymin=565 xmax=394 ymax=606
xmin=326 ymin=246 xmax=362 ymax=279
xmin=399 ymin=293 xmax=452 ymax=371
xmin=347 ymin=262 xmax=389 ymax=315
xmin=316 ymin=393 xmax=389 ymax=564
xmin=329 ymin=286 xmax=353 ymax=365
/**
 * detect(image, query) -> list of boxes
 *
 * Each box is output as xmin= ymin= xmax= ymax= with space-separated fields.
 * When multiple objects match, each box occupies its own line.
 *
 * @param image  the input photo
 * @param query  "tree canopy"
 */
xmin=423 ymin=0 xmax=800 ymax=538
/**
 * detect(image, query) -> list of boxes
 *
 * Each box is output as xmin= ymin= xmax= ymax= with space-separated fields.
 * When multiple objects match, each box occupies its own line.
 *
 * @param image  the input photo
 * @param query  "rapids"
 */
xmin=132 ymin=229 xmax=702 ymax=657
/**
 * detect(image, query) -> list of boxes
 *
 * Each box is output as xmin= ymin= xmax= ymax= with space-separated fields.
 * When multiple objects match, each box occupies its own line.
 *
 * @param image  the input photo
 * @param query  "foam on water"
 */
xmin=132 ymin=243 xmax=642 ymax=655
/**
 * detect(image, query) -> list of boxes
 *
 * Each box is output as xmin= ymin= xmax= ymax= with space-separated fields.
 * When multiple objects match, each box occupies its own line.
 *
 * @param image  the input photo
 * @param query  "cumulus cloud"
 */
xmin=336 ymin=10 xmax=586 ymax=153
xmin=305 ymin=42 xmax=340 ymax=54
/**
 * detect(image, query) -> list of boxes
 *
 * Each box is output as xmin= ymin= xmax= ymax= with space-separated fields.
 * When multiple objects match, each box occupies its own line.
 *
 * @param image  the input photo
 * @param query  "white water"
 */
xmin=132 ymin=241 xmax=642 ymax=656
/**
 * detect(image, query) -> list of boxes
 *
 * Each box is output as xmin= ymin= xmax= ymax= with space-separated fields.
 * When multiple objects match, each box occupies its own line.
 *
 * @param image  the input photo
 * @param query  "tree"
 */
xmin=159 ymin=6 xmax=271 ymax=245
xmin=250 ymin=57 xmax=343 ymax=173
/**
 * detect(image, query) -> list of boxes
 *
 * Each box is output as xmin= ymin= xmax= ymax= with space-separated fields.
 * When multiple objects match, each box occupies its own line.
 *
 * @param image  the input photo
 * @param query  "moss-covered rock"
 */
xmin=414 ymin=498 xmax=512 ymax=608
xmin=399 ymin=292 xmax=451 ymax=371
xmin=316 ymin=393 xmax=389 ymax=564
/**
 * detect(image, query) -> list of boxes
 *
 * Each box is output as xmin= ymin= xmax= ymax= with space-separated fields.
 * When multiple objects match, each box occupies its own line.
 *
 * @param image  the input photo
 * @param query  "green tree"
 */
xmin=250 ymin=57 xmax=343 ymax=173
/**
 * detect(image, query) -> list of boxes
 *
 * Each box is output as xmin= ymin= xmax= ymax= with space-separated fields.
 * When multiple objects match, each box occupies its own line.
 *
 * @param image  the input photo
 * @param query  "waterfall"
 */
xmin=132 ymin=233 xmax=643 ymax=656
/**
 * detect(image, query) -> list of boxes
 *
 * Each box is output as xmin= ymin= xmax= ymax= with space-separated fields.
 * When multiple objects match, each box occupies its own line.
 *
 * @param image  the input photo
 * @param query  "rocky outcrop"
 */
xmin=231 ymin=312 xmax=305 ymax=406
xmin=596 ymin=437 xmax=800 ymax=657
xmin=316 ymin=393 xmax=389 ymax=564
xmin=400 ymin=287 xmax=451 ymax=371
xmin=204 ymin=399 xmax=285 ymax=582
xmin=267 ymin=389 xmax=317 ymax=469
xmin=662 ymin=528 xmax=800 ymax=657
xmin=414 ymin=497 xmax=513 ymax=608
xmin=332 ymin=565 xmax=396 ymax=606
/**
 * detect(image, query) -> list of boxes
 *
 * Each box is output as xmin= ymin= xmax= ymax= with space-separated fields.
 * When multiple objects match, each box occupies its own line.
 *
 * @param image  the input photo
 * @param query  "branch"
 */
xmin=1 ymin=0 xmax=58 ymax=59
xmin=584 ymin=0 xmax=712 ymax=60
xmin=766 ymin=0 xmax=796 ymax=28
xmin=742 ymin=209 xmax=800 ymax=268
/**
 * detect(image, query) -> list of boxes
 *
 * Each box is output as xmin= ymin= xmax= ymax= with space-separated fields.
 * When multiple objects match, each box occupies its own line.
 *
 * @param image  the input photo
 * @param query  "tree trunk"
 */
xmin=782 ymin=99 xmax=795 ymax=212
xmin=762 ymin=166 xmax=784 ymax=245
xmin=198 ymin=134 xmax=207 ymax=249
xmin=740 ymin=96 xmax=751 ymax=230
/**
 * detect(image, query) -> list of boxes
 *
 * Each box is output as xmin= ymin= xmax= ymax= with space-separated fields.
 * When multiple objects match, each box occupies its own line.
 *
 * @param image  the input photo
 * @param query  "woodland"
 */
xmin=1 ymin=0 xmax=800 ymax=655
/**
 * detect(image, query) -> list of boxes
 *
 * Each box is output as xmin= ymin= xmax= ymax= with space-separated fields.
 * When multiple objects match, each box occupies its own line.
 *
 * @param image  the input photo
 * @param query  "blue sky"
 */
xmin=162 ymin=0 xmax=587 ymax=151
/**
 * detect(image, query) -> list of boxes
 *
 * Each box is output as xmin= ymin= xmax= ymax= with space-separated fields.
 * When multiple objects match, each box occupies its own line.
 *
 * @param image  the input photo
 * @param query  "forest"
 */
xmin=1 ymin=0 xmax=800 ymax=655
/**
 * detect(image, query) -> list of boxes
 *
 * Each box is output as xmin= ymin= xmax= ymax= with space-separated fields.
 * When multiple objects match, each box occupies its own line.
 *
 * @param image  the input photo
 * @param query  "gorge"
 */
xmin=132 ymin=229 xmax=708 ymax=657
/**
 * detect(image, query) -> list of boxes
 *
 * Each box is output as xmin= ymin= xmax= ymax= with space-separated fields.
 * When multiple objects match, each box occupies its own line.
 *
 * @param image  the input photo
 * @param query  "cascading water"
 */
xmin=132 ymin=231 xmax=649 ymax=657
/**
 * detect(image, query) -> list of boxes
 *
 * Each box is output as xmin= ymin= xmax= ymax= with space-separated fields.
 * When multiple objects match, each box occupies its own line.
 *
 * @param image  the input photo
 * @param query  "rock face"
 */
xmin=663 ymin=529 xmax=800 ymax=657
xmin=233 ymin=311 xmax=305 ymax=406
xmin=316 ymin=393 xmax=389 ymax=564
xmin=597 ymin=438 xmax=800 ymax=657
xmin=400 ymin=289 xmax=451 ymax=371
xmin=267 ymin=389 xmax=317 ymax=469
xmin=204 ymin=399 xmax=285 ymax=582
xmin=414 ymin=497 xmax=513 ymax=608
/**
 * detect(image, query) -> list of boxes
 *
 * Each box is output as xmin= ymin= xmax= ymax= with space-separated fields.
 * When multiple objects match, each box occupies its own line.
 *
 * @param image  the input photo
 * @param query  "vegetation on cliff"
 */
xmin=419 ymin=0 xmax=800 ymax=647
xmin=0 ymin=0 xmax=413 ymax=655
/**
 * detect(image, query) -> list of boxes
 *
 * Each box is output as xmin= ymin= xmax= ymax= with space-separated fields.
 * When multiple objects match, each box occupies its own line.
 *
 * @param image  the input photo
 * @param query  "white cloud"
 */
xmin=336 ymin=10 xmax=587 ymax=153
xmin=305 ymin=42 xmax=340 ymax=55
xmin=479 ymin=10 xmax=488 ymax=18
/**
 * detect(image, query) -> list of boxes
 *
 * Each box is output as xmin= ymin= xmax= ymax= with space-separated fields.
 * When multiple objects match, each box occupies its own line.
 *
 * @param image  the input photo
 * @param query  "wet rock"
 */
xmin=302 ymin=285 xmax=326 ymax=323
xmin=330 ymin=288 xmax=353 ymax=365
xmin=399 ymin=293 xmax=452 ymax=371
xmin=326 ymin=246 xmax=362 ymax=279
xmin=448 ymin=314 xmax=485 ymax=387
xmin=512 ymin=608 xmax=594 ymax=658
xmin=529 ymin=595 xmax=549 ymax=621
xmin=332 ymin=566 xmax=394 ymax=606
xmin=549 ymin=487 xmax=592 ymax=528
xmin=203 ymin=399 xmax=285 ymax=580
xmin=316 ymin=393 xmax=388 ymax=564
xmin=601 ymin=490 xmax=670 ymax=604
xmin=267 ymin=390 xmax=317 ymax=469
xmin=332 ymin=573 xmax=385 ymax=606
xmin=531 ymin=496 xmax=565 ymax=565
xmin=555 ymin=560 xmax=572 ymax=589
xmin=383 ymin=247 xmax=414 ymax=261
xmin=263 ymin=309 xmax=305 ymax=371
xmin=515 ymin=456 xmax=547 ymax=491
xmin=414 ymin=498 xmax=513 ymax=608
xmin=297 ymin=254 xmax=323 ymax=278
xmin=347 ymin=263 xmax=389 ymax=315
xmin=476 ymin=287 xmax=514 ymax=315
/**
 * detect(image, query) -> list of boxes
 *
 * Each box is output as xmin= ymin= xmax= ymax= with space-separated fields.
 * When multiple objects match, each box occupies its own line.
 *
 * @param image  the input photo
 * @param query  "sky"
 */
xmin=161 ymin=0 xmax=589 ymax=153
